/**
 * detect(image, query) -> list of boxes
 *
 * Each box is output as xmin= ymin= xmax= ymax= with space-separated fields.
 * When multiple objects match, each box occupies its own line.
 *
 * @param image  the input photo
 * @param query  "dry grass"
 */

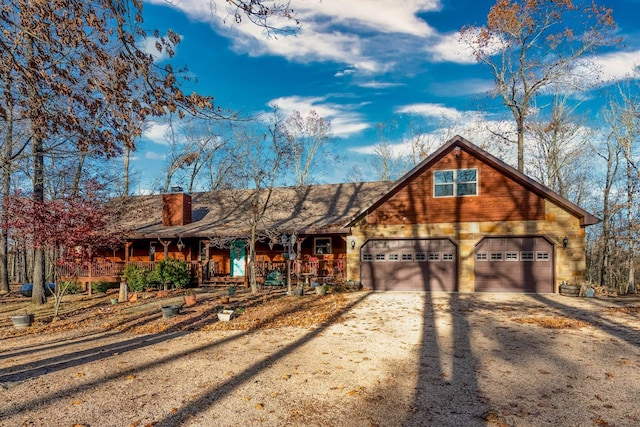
xmin=0 ymin=287 xmax=355 ymax=338
xmin=512 ymin=315 xmax=589 ymax=329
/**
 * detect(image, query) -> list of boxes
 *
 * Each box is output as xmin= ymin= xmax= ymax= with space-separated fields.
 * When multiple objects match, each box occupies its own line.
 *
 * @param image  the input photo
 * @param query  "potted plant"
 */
xmin=161 ymin=304 xmax=180 ymax=318
xmin=217 ymin=309 xmax=234 ymax=321
xmin=183 ymin=289 xmax=197 ymax=307
xmin=315 ymin=284 xmax=329 ymax=296
xmin=11 ymin=311 xmax=34 ymax=329
xmin=227 ymin=285 xmax=236 ymax=296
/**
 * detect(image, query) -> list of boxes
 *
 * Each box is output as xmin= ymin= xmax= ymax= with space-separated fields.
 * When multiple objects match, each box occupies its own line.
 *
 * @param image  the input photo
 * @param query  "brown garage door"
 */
xmin=474 ymin=237 xmax=554 ymax=293
xmin=360 ymin=239 xmax=457 ymax=291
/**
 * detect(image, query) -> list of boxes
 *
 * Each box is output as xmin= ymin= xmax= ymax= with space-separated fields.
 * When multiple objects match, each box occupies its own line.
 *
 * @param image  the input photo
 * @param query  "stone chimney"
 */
xmin=162 ymin=187 xmax=192 ymax=226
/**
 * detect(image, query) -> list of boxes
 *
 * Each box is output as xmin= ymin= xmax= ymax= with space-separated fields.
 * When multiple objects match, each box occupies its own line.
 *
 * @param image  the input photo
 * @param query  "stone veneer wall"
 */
xmin=347 ymin=199 xmax=586 ymax=292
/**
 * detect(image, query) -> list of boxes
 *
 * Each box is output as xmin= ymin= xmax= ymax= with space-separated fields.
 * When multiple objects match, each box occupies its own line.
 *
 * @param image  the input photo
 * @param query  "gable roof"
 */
xmin=347 ymin=135 xmax=600 ymax=227
xmin=110 ymin=181 xmax=394 ymax=240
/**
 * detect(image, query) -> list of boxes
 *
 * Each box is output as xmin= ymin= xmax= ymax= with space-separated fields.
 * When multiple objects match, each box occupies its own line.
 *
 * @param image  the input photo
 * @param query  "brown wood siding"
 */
xmin=368 ymin=150 xmax=545 ymax=225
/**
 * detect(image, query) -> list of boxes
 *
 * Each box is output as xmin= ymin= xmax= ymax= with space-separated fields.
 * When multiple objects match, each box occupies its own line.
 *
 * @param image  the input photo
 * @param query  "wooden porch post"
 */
xmin=158 ymin=238 xmax=171 ymax=260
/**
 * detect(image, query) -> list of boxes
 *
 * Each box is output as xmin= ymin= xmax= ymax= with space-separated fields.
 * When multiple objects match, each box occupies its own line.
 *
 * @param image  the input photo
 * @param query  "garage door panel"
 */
xmin=475 ymin=237 xmax=553 ymax=293
xmin=361 ymin=239 xmax=457 ymax=291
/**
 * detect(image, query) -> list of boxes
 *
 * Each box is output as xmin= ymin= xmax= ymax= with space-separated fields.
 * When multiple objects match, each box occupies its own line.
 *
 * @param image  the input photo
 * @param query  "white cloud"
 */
xmin=358 ymin=81 xmax=404 ymax=89
xmin=145 ymin=151 xmax=166 ymax=160
xmin=395 ymin=103 xmax=463 ymax=121
xmin=145 ymin=0 xmax=443 ymax=74
xmin=142 ymin=121 xmax=171 ymax=144
xmin=268 ymin=95 xmax=370 ymax=137
xmin=590 ymin=50 xmax=640 ymax=83
xmin=428 ymin=32 xmax=477 ymax=64
xmin=429 ymin=78 xmax=494 ymax=97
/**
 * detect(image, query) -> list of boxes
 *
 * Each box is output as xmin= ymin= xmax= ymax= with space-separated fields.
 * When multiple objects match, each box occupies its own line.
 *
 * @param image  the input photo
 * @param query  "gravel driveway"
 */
xmin=1 ymin=292 xmax=639 ymax=426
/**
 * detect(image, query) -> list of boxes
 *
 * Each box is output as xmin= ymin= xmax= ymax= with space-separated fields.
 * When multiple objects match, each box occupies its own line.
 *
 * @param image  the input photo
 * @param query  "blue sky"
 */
xmin=132 ymin=0 xmax=640 ymax=193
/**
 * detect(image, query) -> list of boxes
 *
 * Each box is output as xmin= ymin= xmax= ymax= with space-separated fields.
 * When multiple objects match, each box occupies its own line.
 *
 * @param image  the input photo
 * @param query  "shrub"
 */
xmin=151 ymin=258 xmax=190 ymax=289
xmin=62 ymin=281 xmax=81 ymax=294
xmin=123 ymin=263 xmax=149 ymax=292
xmin=92 ymin=281 xmax=111 ymax=293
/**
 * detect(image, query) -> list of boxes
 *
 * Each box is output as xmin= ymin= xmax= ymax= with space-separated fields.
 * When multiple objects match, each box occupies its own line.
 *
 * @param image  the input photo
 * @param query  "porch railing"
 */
xmin=55 ymin=259 xmax=344 ymax=283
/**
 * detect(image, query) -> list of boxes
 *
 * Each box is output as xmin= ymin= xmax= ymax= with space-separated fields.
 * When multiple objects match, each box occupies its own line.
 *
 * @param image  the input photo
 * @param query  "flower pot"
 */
xmin=294 ymin=287 xmax=304 ymax=297
xmin=11 ymin=314 xmax=33 ymax=329
xmin=315 ymin=285 xmax=327 ymax=295
xmin=161 ymin=305 xmax=180 ymax=319
xmin=128 ymin=293 xmax=138 ymax=303
xmin=157 ymin=290 xmax=169 ymax=298
xmin=217 ymin=309 xmax=234 ymax=322
xmin=110 ymin=298 xmax=119 ymax=305
xmin=183 ymin=294 xmax=197 ymax=307
xmin=220 ymin=296 xmax=230 ymax=304
xmin=227 ymin=286 xmax=236 ymax=296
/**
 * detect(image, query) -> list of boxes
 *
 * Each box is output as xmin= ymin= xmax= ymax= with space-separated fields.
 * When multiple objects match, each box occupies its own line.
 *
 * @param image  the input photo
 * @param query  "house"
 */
xmin=81 ymin=135 xmax=598 ymax=293
xmin=346 ymin=135 xmax=599 ymax=292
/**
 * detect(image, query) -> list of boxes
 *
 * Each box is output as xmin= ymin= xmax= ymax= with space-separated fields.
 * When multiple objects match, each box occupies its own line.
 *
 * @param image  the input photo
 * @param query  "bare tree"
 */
xmin=527 ymin=95 xmax=593 ymax=203
xmin=284 ymin=110 xmax=335 ymax=186
xmin=460 ymin=0 xmax=618 ymax=172
xmin=229 ymin=109 xmax=293 ymax=293
xmin=604 ymin=87 xmax=640 ymax=294
xmin=159 ymin=114 xmax=234 ymax=193
xmin=370 ymin=122 xmax=409 ymax=181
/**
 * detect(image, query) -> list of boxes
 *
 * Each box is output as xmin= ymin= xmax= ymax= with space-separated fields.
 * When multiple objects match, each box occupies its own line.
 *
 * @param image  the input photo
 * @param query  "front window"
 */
xmin=314 ymin=238 xmax=332 ymax=255
xmin=433 ymin=169 xmax=478 ymax=197
xmin=149 ymin=243 xmax=156 ymax=262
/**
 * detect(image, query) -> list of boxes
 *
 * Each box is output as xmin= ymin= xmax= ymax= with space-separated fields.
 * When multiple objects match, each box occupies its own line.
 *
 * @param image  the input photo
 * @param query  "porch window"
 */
xmin=314 ymin=237 xmax=332 ymax=255
xmin=433 ymin=168 xmax=478 ymax=197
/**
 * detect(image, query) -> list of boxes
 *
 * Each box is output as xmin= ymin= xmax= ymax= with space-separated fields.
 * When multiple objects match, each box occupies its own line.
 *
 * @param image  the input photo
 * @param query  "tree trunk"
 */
xmin=249 ymin=225 xmax=258 ymax=293
xmin=27 ymin=34 xmax=47 ymax=305
xmin=123 ymin=147 xmax=131 ymax=197
xmin=0 ymin=77 xmax=14 ymax=294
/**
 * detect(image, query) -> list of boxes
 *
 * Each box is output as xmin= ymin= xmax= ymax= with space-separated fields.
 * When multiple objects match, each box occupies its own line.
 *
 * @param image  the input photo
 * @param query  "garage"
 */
xmin=474 ymin=236 xmax=554 ymax=293
xmin=360 ymin=238 xmax=457 ymax=291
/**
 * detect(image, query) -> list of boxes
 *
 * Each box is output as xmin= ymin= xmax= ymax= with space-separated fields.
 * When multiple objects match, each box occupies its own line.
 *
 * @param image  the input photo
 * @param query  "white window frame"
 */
xmin=536 ymin=252 xmax=550 ymax=261
xmin=415 ymin=253 xmax=427 ymax=261
xmin=362 ymin=253 xmax=373 ymax=262
xmin=442 ymin=253 xmax=454 ymax=261
xmin=375 ymin=253 xmax=386 ymax=261
xmin=401 ymin=253 xmax=413 ymax=261
xmin=490 ymin=252 xmax=503 ymax=261
xmin=476 ymin=252 xmax=488 ymax=261
xmin=433 ymin=168 xmax=478 ymax=198
xmin=428 ymin=252 xmax=440 ymax=261
xmin=505 ymin=252 xmax=519 ymax=261
xmin=388 ymin=253 xmax=399 ymax=261
xmin=521 ymin=251 xmax=534 ymax=261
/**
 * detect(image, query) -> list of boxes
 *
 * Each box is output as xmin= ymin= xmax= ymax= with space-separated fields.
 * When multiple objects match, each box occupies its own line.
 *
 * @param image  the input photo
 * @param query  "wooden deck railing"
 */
xmin=56 ymin=259 xmax=344 ymax=284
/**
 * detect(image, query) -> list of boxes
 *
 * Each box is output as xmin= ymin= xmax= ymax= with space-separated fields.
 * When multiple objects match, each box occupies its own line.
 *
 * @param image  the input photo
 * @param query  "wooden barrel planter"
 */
xmin=559 ymin=283 xmax=580 ymax=297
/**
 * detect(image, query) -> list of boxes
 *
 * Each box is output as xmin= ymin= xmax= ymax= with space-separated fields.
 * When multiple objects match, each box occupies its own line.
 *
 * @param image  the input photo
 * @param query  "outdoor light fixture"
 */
xmin=351 ymin=239 xmax=356 ymax=250
xmin=454 ymin=146 xmax=461 ymax=157
xmin=268 ymin=240 xmax=275 ymax=250
xmin=177 ymin=237 xmax=185 ymax=251
xmin=562 ymin=236 xmax=569 ymax=249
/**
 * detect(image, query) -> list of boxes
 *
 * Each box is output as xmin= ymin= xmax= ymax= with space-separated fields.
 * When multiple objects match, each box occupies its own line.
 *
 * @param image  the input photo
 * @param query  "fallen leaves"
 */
xmin=512 ymin=316 xmax=589 ymax=329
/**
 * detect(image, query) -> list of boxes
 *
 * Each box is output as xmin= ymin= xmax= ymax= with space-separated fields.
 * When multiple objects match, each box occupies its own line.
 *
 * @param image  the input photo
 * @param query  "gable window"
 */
xmin=433 ymin=169 xmax=478 ymax=197
xmin=314 ymin=238 xmax=332 ymax=255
